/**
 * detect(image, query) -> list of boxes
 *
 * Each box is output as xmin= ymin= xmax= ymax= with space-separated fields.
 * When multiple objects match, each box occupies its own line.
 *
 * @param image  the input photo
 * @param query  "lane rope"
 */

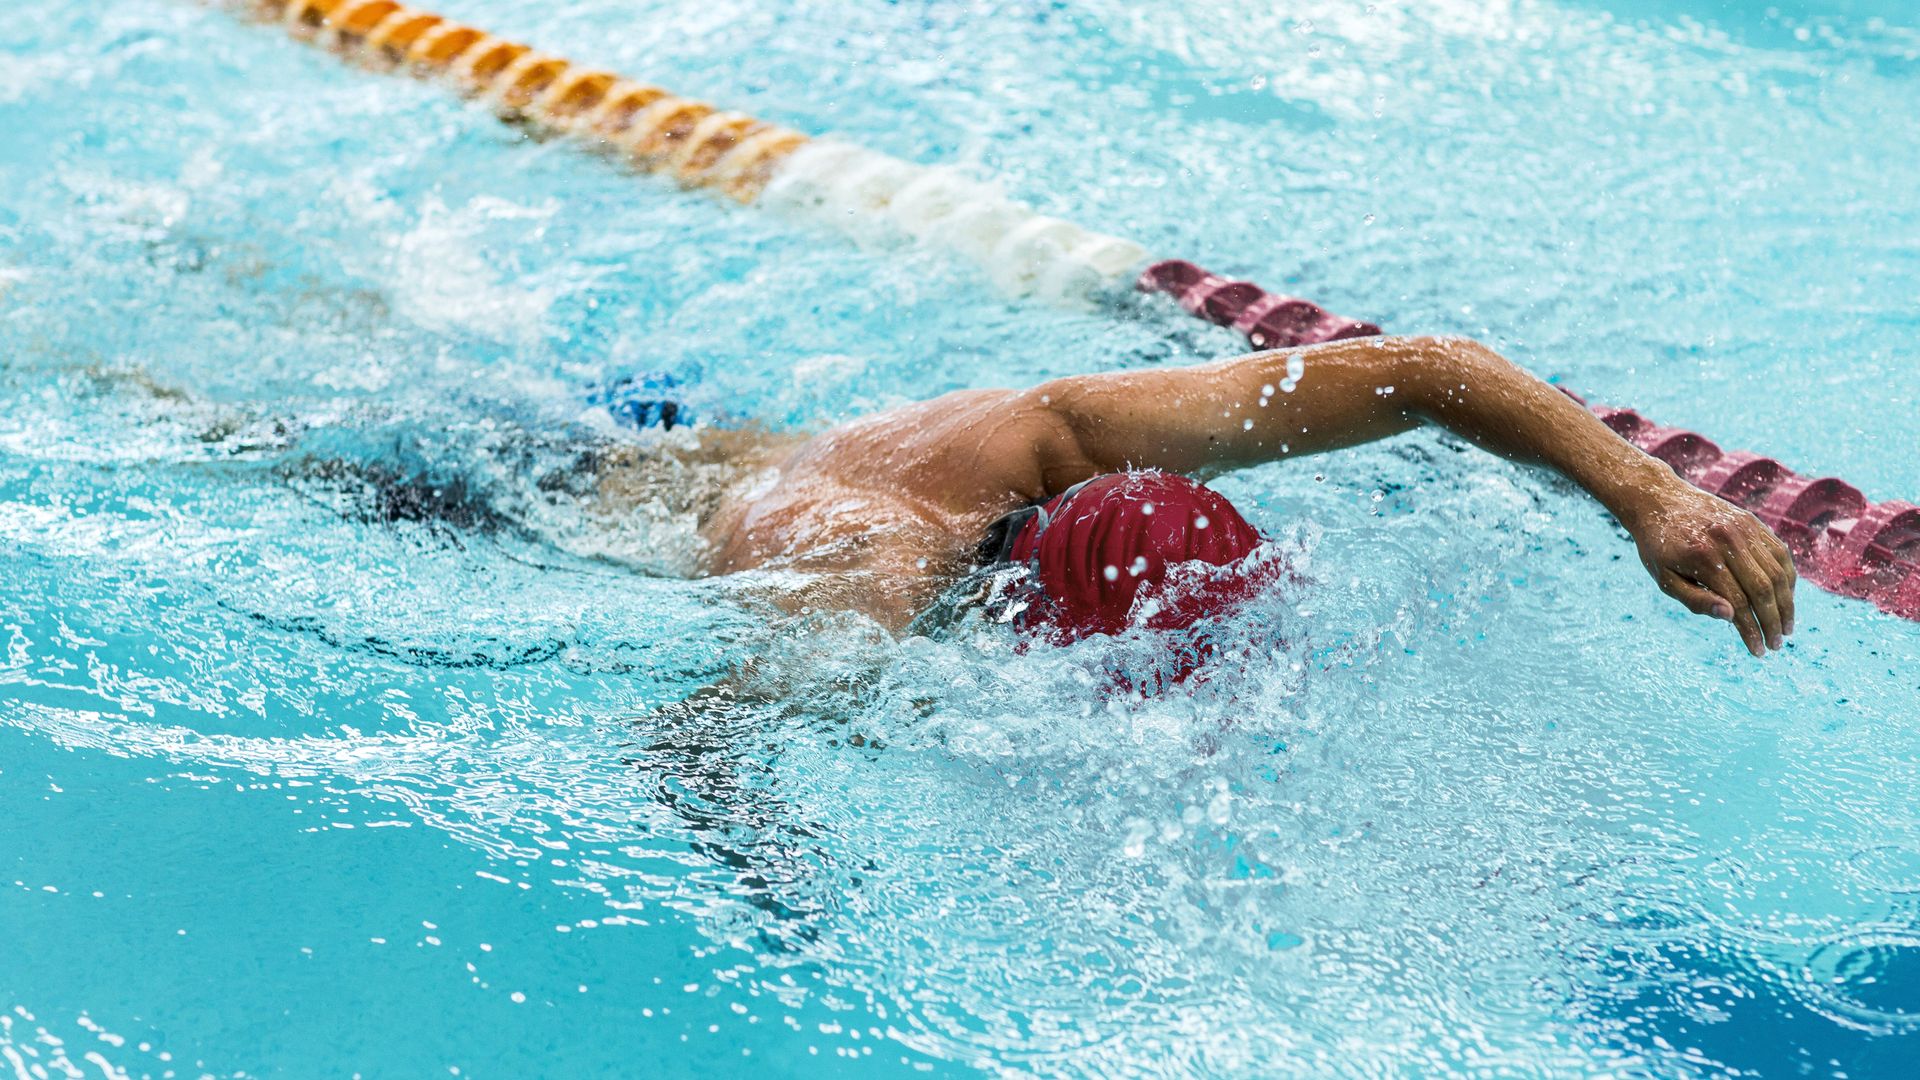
xmin=225 ymin=1 xmax=1920 ymax=621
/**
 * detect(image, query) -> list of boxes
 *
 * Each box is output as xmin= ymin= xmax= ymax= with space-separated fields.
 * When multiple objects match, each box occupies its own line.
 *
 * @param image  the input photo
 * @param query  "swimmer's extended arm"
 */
xmin=1026 ymin=335 xmax=1795 ymax=656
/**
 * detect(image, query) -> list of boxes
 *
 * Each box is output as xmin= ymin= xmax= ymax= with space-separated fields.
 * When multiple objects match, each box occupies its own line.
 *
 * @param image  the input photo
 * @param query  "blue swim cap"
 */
xmin=588 ymin=371 xmax=692 ymax=431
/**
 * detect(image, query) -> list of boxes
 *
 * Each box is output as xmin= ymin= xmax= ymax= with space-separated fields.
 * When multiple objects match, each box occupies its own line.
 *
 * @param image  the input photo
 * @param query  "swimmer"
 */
xmin=659 ymin=335 xmax=1796 ymax=657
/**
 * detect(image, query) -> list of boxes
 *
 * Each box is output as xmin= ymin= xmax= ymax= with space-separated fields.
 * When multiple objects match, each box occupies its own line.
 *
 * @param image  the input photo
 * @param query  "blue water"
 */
xmin=4 ymin=1 xmax=1918 ymax=1075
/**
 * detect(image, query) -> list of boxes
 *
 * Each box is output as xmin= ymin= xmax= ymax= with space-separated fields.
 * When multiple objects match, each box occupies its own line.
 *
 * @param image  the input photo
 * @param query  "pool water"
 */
xmin=4 ymin=1 xmax=1919 ymax=1076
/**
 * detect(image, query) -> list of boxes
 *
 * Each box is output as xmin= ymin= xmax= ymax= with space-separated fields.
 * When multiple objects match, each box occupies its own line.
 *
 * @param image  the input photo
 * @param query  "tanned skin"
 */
xmin=698 ymin=335 xmax=1796 ymax=656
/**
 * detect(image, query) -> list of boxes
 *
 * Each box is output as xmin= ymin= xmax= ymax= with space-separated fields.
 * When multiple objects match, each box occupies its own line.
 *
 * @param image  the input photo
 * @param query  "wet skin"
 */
xmin=695 ymin=335 xmax=1796 ymax=656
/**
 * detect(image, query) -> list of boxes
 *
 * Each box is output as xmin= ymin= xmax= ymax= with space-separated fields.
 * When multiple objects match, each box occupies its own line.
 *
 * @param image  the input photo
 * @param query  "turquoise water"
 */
xmin=4 ymin=0 xmax=1919 ymax=1075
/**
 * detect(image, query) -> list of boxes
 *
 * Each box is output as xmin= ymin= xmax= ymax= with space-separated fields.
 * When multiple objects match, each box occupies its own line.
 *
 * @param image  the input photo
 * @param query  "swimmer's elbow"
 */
xmin=1382 ymin=334 xmax=1502 ymax=371
xmin=1020 ymin=376 xmax=1099 ymax=433
xmin=1018 ymin=376 xmax=1147 ymax=475
xmin=1022 ymin=378 xmax=1100 ymax=449
xmin=1379 ymin=335 xmax=1511 ymax=411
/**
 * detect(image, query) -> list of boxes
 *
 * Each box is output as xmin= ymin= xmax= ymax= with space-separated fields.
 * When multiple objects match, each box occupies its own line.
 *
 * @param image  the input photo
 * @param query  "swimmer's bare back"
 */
xmin=686 ymin=336 xmax=1798 ymax=656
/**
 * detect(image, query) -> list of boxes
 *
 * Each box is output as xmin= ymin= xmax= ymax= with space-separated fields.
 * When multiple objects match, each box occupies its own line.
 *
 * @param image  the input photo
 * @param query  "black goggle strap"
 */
xmin=974 ymin=476 xmax=1099 ymax=567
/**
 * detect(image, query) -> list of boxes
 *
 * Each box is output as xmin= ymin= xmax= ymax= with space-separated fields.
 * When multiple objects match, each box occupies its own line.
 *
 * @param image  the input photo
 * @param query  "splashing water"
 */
xmin=3 ymin=0 xmax=1918 ymax=1076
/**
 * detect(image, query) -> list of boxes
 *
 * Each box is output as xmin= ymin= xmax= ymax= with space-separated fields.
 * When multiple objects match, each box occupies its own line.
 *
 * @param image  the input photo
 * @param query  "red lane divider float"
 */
xmin=1137 ymin=259 xmax=1920 ymax=623
xmin=1137 ymin=260 xmax=1380 ymax=348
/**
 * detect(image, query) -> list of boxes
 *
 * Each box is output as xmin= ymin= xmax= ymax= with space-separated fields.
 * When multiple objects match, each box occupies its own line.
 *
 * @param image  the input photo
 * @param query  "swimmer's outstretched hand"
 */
xmin=1626 ymin=478 xmax=1797 ymax=656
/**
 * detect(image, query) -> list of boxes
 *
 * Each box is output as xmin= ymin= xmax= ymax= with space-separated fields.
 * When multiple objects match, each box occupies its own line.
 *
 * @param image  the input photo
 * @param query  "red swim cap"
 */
xmin=1009 ymin=471 xmax=1265 ymax=640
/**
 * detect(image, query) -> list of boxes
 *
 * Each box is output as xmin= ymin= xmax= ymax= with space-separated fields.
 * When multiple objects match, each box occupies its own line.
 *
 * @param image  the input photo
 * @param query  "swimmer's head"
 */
xmin=1008 ymin=470 xmax=1267 ymax=641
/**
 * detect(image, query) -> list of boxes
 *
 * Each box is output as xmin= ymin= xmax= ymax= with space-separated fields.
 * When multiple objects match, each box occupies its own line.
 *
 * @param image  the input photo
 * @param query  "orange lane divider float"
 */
xmin=1139 ymin=259 xmax=1920 ymax=622
xmin=229 ymin=2 xmax=1918 ymax=622
xmin=258 ymin=0 xmax=809 ymax=200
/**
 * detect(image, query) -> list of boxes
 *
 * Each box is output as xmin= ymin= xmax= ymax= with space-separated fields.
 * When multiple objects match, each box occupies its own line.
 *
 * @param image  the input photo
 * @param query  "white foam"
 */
xmin=386 ymin=196 xmax=557 ymax=346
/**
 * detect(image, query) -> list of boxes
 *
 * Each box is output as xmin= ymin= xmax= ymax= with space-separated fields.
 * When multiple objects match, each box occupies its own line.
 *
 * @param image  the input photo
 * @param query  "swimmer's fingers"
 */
xmin=1691 ymin=505 xmax=1799 ymax=656
xmin=1696 ymin=559 xmax=1769 ymax=658
xmin=1714 ymin=515 xmax=1798 ymax=653
xmin=1657 ymin=570 xmax=1733 ymax=622
xmin=1765 ymin=533 xmax=1798 ymax=636
xmin=1727 ymin=541 xmax=1786 ymax=652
